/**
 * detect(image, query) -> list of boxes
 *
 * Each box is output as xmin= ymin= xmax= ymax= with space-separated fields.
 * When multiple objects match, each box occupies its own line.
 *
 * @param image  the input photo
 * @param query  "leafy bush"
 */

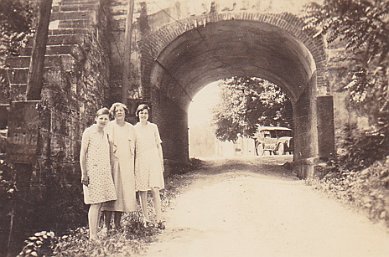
xmin=15 ymin=213 xmax=162 ymax=256
xmin=337 ymin=124 xmax=388 ymax=172
xmin=313 ymin=157 xmax=389 ymax=226
xmin=52 ymin=218 xmax=159 ymax=257
xmin=17 ymin=231 xmax=56 ymax=257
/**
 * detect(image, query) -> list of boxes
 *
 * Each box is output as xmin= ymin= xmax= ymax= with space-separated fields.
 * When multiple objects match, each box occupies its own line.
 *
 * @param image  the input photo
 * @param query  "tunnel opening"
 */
xmin=188 ymin=77 xmax=294 ymax=160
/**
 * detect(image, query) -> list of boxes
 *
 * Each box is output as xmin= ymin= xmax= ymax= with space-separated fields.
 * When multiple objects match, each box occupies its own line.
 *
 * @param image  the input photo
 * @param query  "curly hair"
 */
xmin=109 ymin=102 xmax=129 ymax=118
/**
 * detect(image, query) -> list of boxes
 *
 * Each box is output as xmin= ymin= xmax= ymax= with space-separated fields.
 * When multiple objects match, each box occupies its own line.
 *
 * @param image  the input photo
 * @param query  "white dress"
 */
xmin=101 ymin=121 xmax=137 ymax=212
xmin=82 ymin=125 xmax=117 ymax=205
xmin=134 ymin=122 xmax=165 ymax=191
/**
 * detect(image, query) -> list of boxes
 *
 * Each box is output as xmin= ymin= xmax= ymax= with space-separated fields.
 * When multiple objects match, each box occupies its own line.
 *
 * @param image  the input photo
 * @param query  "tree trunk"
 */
xmin=122 ymin=0 xmax=135 ymax=104
xmin=26 ymin=0 xmax=53 ymax=100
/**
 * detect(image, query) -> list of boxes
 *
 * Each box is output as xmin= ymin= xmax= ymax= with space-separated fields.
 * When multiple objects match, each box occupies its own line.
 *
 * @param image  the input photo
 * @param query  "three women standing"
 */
xmin=81 ymin=103 xmax=165 ymax=240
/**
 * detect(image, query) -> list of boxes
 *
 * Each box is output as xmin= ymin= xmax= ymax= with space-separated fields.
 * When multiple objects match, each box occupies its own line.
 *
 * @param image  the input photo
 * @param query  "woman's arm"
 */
xmin=154 ymin=124 xmax=164 ymax=171
xmin=129 ymin=125 xmax=136 ymax=157
xmin=80 ymin=129 xmax=89 ymax=186
xmin=107 ymin=134 xmax=115 ymax=171
xmin=157 ymin=143 xmax=164 ymax=172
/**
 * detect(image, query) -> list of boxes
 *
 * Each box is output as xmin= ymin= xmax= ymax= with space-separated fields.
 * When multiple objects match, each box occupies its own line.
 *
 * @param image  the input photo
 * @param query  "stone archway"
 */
xmin=140 ymin=13 xmax=331 ymax=178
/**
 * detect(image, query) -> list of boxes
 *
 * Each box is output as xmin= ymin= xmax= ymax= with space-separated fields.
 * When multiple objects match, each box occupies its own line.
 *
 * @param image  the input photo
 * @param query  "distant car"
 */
xmin=253 ymin=126 xmax=293 ymax=156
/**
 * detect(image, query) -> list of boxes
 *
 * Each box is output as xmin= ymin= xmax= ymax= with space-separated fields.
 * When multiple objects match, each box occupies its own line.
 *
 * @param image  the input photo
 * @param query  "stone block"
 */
xmin=9 ymin=84 xmax=27 ymax=101
xmin=60 ymin=0 xmax=98 ymax=5
xmin=59 ymin=3 xmax=98 ymax=12
xmin=50 ymin=34 xmax=84 ymax=45
xmin=58 ymin=19 xmax=91 ymax=29
xmin=25 ymin=34 xmax=83 ymax=47
xmin=50 ymin=11 xmax=91 ymax=21
xmin=5 ymin=56 xmax=31 ymax=69
xmin=6 ymin=100 xmax=40 ymax=164
xmin=19 ymin=47 xmax=32 ymax=56
xmin=49 ymin=28 xmax=89 ymax=35
xmin=317 ymin=96 xmax=335 ymax=160
xmin=44 ymin=55 xmax=69 ymax=67
xmin=7 ymin=69 xmax=29 ymax=84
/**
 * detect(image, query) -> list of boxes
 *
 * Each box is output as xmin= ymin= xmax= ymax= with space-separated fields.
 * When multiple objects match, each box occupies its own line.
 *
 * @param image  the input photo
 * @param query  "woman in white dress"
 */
xmin=80 ymin=107 xmax=117 ymax=240
xmin=101 ymin=102 xmax=137 ymax=230
xmin=134 ymin=104 xmax=165 ymax=229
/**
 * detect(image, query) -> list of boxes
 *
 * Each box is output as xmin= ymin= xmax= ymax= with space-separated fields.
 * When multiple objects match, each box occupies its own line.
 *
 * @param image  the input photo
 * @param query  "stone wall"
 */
xmin=326 ymin=47 xmax=371 ymax=154
xmin=39 ymin=0 xmax=112 ymax=178
xmin=4 ymin=0 xmax=112 ymax=180
xmin=0 ymin=1 xmax=113 ymax=253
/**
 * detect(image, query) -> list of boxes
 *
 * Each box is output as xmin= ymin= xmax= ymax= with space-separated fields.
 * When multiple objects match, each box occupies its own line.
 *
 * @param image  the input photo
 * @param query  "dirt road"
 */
xmin=140 ymin=157 xmax=389 ymax=257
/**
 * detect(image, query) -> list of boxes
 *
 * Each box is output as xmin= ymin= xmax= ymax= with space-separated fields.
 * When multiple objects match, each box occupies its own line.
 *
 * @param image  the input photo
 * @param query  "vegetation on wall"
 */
xmin=304 ymin=0 xmax=389 ymax=170
xmin=212 ymin=77 xmax=293 ymax=142
xmin=0 ymin=0 xmax=34 ymax=68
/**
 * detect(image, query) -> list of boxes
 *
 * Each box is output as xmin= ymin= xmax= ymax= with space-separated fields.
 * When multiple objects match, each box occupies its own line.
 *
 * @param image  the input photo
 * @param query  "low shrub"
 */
xmin=338 ymin=124 xmax=388 ymax=172
xmin=313 ymin=157 xmax=389 ymax=226
xmin=16 ymin=213 xmax=162 ymax=257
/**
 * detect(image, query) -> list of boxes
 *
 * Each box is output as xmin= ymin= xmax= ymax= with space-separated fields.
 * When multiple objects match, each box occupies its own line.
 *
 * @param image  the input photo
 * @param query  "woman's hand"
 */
xmin=81 ymin=174 xmax=89 ymax=186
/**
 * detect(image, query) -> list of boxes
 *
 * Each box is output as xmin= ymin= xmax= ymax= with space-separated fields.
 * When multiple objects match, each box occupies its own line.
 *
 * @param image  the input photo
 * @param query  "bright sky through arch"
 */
xmin=188 ymin=81 xmax=221 ymax=127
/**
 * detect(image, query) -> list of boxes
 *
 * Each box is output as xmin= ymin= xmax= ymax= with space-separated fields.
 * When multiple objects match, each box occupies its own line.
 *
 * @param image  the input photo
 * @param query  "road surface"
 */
xmin=139 ymin=157 xmax=389 ymax=257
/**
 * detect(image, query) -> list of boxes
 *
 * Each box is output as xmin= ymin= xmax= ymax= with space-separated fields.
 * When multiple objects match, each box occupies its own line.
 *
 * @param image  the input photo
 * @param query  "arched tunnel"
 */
xmin=140 ymin=14 xmax=331 ymax=177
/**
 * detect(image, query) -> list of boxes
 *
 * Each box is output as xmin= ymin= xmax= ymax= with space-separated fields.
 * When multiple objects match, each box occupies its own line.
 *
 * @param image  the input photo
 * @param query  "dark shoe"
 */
xmin=157 ymin=221 xmax=166 ymax=230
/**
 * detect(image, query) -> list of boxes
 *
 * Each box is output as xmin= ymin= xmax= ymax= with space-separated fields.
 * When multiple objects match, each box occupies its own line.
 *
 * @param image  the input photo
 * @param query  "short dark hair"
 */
xmin=135 ymin=104 xmax=150 ymax=117
xmin=109 ymin=102 xmax=128 ymax=118
xmin=96 ymin=107 xmax=110 ymax=117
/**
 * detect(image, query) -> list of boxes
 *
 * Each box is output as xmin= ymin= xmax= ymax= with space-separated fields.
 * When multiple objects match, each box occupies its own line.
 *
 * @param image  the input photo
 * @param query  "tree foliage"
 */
xmin=0 ymin=0 xmax=34 ymax=68
xmin=304 ymin=0 xmax=388 ymax=126
xmin=304 ymin=0 xmax=389 ymax=169
xmin=212 ymin=77 xmax=292 ymax=142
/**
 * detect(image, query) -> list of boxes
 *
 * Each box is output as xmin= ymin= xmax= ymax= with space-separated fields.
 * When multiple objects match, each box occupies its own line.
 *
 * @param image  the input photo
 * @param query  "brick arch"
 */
xmin=139 ymin=12 xmax=330 ymax=179
xmin=140 ymin=12 xmax=327 ymax=102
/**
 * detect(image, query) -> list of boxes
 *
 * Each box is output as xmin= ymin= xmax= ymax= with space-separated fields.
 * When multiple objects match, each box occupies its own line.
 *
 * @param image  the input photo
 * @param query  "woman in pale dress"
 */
xmin=134 ymin=104 xmax=165 ymax=229
xmin=80 ymin=107 xmax=117 ymax=240
xmin=101 ymin=102 xmax=137 ymax=230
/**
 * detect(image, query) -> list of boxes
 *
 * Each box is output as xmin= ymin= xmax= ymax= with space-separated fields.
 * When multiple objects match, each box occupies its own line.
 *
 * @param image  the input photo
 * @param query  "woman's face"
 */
xmin=114 ymin=106 xmax=126 ymax=121
xmin=95 ymin=114 xmax=109 ymax=128
xmin=138 ymin=109 xmax=149 ymax=122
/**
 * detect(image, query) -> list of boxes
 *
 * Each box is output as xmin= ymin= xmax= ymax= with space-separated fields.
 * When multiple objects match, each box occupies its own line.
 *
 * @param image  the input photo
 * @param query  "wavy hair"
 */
xmin=109 ymin=102 xmax=128 ymax=118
